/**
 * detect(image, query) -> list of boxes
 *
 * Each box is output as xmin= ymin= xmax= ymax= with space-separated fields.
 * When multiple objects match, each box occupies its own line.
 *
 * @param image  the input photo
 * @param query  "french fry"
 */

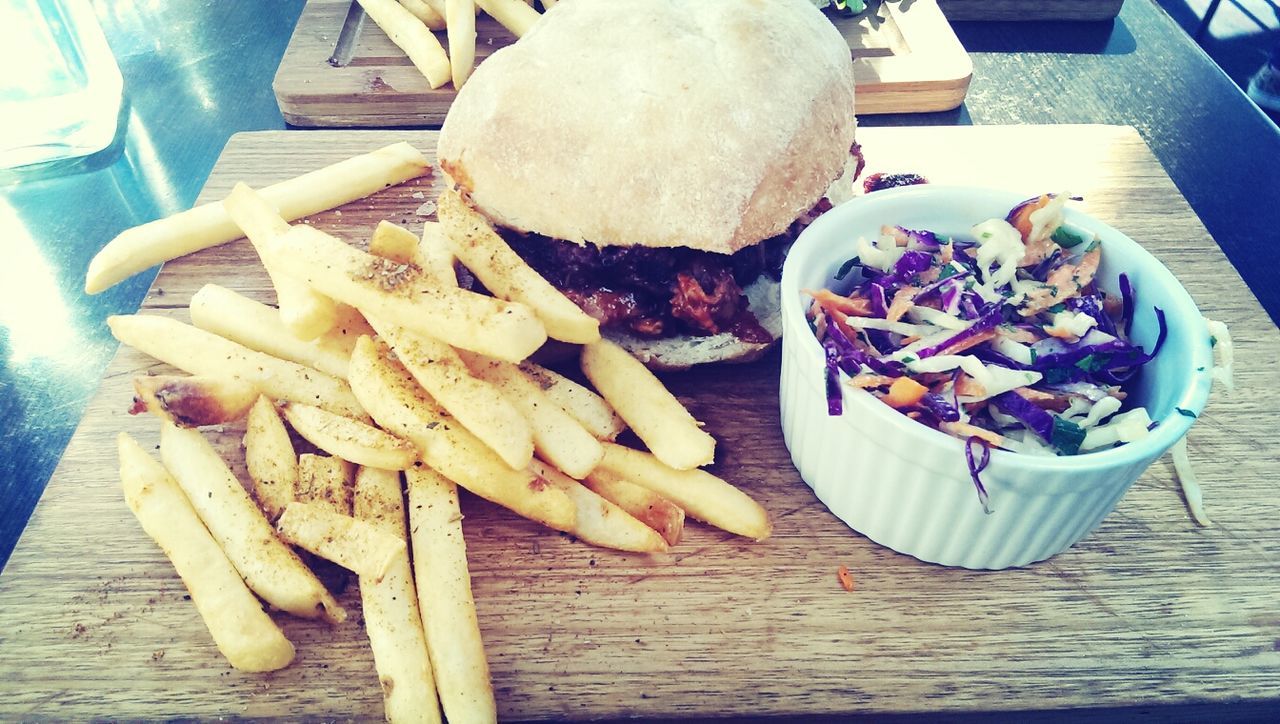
xmin=398 ymin=0 xmax=446 ymax=29
xmin=158 ymin=422 xmax=346 ymax=622
xmin=405 ymin=467 xmax=497 ymax=724
xmin=368 ymin=319 xmax=534 ymax=470
xmin=348 ymin=336 xmax=576 ymax=531
xmin=591 ymin=442 xmax=771 ymax=541
xmin=419 ymin=222 xmax=457 ymax=285
xmin=358 ymin=0 xmax=452 ymax=88
xmin=475 ymin=0 xmax=541 ymax=36
xmin=190 ymin=284 xmax=370 ymax=381
xmin=109 ymin=314 xmax=366 ymax=419
xmin=518 ymin=360 xmax=625 ymax=441
xmin=529 ymin=459 xmax=668 ymax=553
xmin=354 ymin=466 xmax=442 ymax=724
xmin=296 ymin=453 xmax=355 ymax=516
xmin=244 ymin=395 xmax=298 ymax=523
xmin=439 ymin=189 xmax=600 ymax=344
xmin=460 ymin=351 xmax=602 ymax=478
xmin=260 ymin=224 xmax=547 ymax=362
xmin=283 ymin=402 xmax=418 ymax=471
xmin=131 ymin=375 xmax=258 ymax=428
xmin=541 ymin=0 xmax=556 ymax=9
xmin=224 ymin=182 xmax=339 ymax=340
xmin=369 ymin=220 xmax=423 ymax=266
xmin=581 ymin=339 xmax=715 ymax=470
xmin=86 ymin=142 xmax=430 ymax=294
xmin=118 ymin=433 xmax=295 ymax=672
xmin=277 ymin=502 xmax=406 ymax=582
xmin=580 ymin=473 xmax=684 ymax=547
xmin=446 ymin=0 xmax=477 ymax=88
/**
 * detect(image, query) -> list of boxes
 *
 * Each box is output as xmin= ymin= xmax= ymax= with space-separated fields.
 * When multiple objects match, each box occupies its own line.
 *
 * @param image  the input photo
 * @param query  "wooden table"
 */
xmin=1 ymin=125 xmax=1276 ymax=720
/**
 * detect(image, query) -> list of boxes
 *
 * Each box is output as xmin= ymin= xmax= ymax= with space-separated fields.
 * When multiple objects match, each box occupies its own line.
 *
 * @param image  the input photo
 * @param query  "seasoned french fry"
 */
xmin=131 ymin=375 xmax=258 ymax=428
xmin=108 ymin=315 xmax=366 ymax=419
xmin=369 ymin=220 xmax=423 ymax=266
xmin=439 ymin=189 xmax=600 ymax=344
xmin=86 ymin=142 xmax=430 ymax=294
xmin=405 ymin=467 xmax=497 ymax=724
xmin=158 ymin=422 xmax=346 ymax=622
xmin=398 ymin=0 xmax=446 ymax=29
xmin=190 ymin=284 xmax=370 ymax=381
xmin=296 ymin=453 xmax=355 ymax=516
xmin=591 ymin=443 xmax=771 ymax=540
xmin=529 ymin=459 xmax=668 ymax=553
xmin=580 ymin=473 xmax=684 ymax=546
xmin=277 ymin=502 xmax=406 ymax=582
xmin=460 ymin=351 xmax=602 ymax=478
xmin=446 ymin=0 xmax=477 ymax=88
xmin=260 ymin=224 xmax=547 ymax=362
xmin=419 ymin=222 xmax=457 ymax=285
xmin=369 ymin=319 xmax=534 ymax=470
xmin=475 ymin=0 xmax=541 ymax=36
xmin=581 ymin=339 xmax=715 ymax=470
xmin=518 ymin=360 xmax=625 ymax=441
xmin=358 ymin=0 xmax=452 ymax=88
xmin=348 ymin=336 xmax=576 ymax=531
xmin=224 ymin=183 xmax=338 ymax=340
xmin=118 ymin=433 xmax=295 ymax=672
xmin=354 ymin=466 xmax=442 ymax=724
xmin=283 ymin=402 xmax=418 ymax=471
xmin=244 ymin=395 xmax=298 ymax=523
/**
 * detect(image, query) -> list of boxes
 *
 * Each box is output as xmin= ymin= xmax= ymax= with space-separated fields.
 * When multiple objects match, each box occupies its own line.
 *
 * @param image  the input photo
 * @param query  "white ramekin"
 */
xmin=779 ymin=186 xmax=1214 ymax=569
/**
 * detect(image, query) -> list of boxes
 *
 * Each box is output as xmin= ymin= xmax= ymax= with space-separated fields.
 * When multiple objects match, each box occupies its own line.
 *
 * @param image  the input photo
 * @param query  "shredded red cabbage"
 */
xmin=965 ymin=436 xmax=993 ymax=514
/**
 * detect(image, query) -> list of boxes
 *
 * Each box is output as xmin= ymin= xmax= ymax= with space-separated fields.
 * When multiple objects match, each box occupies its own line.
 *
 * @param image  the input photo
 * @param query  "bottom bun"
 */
xmin=604 ymin=276 xmax=783 ymax=371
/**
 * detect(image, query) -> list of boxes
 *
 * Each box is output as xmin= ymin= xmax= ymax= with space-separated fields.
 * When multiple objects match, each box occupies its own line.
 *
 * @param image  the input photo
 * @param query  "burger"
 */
xmin=438 ymin=0 xmax=858 ymax=368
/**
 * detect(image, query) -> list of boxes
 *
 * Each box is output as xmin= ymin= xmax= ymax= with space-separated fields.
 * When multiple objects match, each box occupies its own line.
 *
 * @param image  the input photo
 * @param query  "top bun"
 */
xmin=438 ymin=0 xmax=857 ymax=255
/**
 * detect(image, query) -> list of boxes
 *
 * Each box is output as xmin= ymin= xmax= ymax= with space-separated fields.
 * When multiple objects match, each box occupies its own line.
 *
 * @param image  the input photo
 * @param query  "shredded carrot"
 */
xmin=942 ymin=421 xmax=1003 ymax=447
xmin=954 ymin=374 xmax=988 ymax=398
xmin=836 ymin=565 xmax=855 ymax=592
xmin=940 ymin=242 xmax=953 ymax=266
xmin=1010 ymin=194 xmax=1050 ymax=241
xmin=848 ymin=374 xmax=895 ymax=389
xmin=885 ymin=286 xmax=919 ymax=322
xmin=883 ymin=376 xmax=929 ymax=408
xmin=806 ymin=288 xmax=873 ymax=317
xmin=1012 ymin=387 xmax=1071 ymax=412
xmin=936 ymin=328 xmax=998 ymax=357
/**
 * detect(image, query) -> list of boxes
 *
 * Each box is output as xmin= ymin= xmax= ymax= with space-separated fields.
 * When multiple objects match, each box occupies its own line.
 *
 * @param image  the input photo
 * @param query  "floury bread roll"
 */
xmin=438 ymin=0 xmax=858 ymax=369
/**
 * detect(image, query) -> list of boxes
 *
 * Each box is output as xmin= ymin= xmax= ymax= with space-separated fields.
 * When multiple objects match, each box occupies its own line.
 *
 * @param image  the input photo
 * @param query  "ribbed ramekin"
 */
xmin=779 ymin=186 xmax=1214 ymax=569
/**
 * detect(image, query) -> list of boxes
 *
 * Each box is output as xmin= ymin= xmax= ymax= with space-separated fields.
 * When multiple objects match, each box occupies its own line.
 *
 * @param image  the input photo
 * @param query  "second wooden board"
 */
xmin=274 ymin=0 xmax=972 ymax=126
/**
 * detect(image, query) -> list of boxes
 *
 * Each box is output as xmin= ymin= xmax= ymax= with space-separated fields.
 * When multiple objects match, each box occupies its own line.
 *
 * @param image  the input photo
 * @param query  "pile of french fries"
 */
xmin=361 ymin=0 xmax=550 ymax=90
xmin=103 ymin=142 xmax=770 ymax=722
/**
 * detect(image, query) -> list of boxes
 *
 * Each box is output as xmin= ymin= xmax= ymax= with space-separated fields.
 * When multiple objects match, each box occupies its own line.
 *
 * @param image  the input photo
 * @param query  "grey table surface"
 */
xmin=0 ymin=5 xmax=1277 ymax=718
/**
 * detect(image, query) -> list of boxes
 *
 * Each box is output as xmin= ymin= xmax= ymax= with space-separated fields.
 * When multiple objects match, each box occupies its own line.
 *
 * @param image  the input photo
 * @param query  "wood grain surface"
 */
xmin=938 ymin=0 xmax=1125 ymax=21
xmin=273 ymin=0 xmax=972 ymax=126
xmin=0 ymin=126 xmax=1277 ymax=720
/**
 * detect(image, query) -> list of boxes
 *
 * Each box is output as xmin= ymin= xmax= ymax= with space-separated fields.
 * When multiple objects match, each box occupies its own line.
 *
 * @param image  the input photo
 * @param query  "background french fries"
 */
xmin=108 ymin=315 xmax=366 ymax=419
xmin=475 ymin=0 xmax=541 ymax=36
xmin=581 ymin=339 xmax=715 ymax=470
xmin=224 ymin=183 xmax=338 ymax=340
xmin=446 ymin=0 xmax=477 ymax=88
xmin=530 ymin=460 xmax=668 ymax=553
xmin=580 ymin=473 xmax=684 ymax=547
xmin=518 ymin=360 xmax=625 ymax=441
xmin=419 ymin=222 xmax=458 ymax=285
xmin=354 ymin=467 xmax=442 ymax=724
xmin=369 ymin=220 xmax=423 ymax=266
xmin=278 ymin=502 xmax=406 ymax=582
xmin=118 ymin=433 xmax=296 ymax=673
xmin=244 ymin=395 xmax=298 ymax=522
xmin=85 ymin=142 xmax=430 ymax=294
xmin=159 ymin=422 xmax=346 ymax=622
xmin=371 ymin=320 xmax=534 ymax=470
xmin=358 ymin=0 xmax=452 ymax=88
xmin=283 ymin=402 xmax=418 ymax=471
xmin=296 ymin=453 xmax=356 ymax=516
xmin=591 ymin=443 xmax=771 ymax=541
xmin=439 ymin=189 xmax=600 ymax=344
xmin=405 ymin=467 xmax=497 ymax=724
xmin=398 ymin=0 xmax=446 ymax=29
xmin=131 ymin=375 xmax=258 ymax=428
xmin=348 ymin=336 xmax=577 ymax=532
xmin=460 ymin=352 xmax=602 ymax=478
xmin=261 ymin=224 xmax=547 ymax=362
xmin=189 ymin=284 xmax=370 ymax=381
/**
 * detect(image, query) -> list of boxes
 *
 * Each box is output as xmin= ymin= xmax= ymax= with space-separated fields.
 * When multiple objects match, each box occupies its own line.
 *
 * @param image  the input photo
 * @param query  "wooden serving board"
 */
xmin=1 ymin=125 xmax=1278 ymax=720
xmin=938 ymin=0 xmax=1125 ymax=22
xmin=273 ymin=0 xmax=972 ymax=126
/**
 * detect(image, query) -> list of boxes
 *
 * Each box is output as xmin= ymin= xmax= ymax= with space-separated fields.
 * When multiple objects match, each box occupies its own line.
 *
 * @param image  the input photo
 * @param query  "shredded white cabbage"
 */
xmin=970 ymin=218 xmax=1025 ymax=289
xmin=1001 ymin=429 xmax=1058 ymax=456
xmin=907 ymin=305 xmax=967 ymax=330
xmin=906 ymin=354 xmax=1042 ymax=401
xmin=1170 ymin=436 xmax=1212 ymax=526
xmin=835 ymin=314 xmax=932 ymax=337
xmin=1077 ymin=396 xmax=1123 ymax=429
xmin=1026 ymin=192 xmax=1070 ymax=244
xmin=1205 ymin=318 xmax=1234 ymax=393
xmin=991 ymin=335 xmax=1035 ymax=366
xmin=1047 ymin=310 xmax=1098 ymax=338
xmin=1079 ymin=408 xmax=1152 ymax=451
xmin=854 ymin=235 xmax=903 ymax=272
